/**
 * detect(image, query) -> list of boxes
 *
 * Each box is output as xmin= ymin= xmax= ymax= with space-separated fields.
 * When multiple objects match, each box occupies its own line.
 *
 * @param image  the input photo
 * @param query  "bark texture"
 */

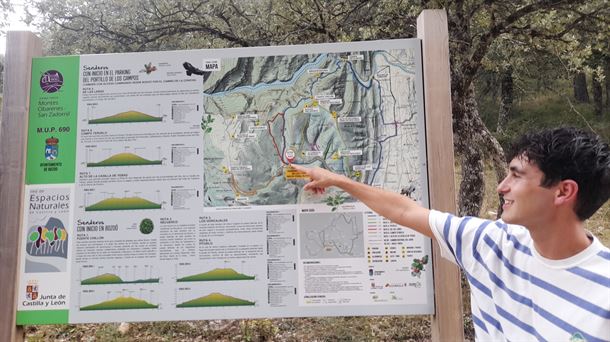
xmin=604 ymin=56 xmax=610 ymax=114
xmin=573 ymin=71 xmax=590 ymax=103
xmin=452 ymin=83 xmax=507 ymax=216
xmin=496 ymin=65 xmax=514 ymax=134
xmin=592 ymin=71 xmax=603 ymax=117
xmin=448 ymin=3 xmax=507 ymax=217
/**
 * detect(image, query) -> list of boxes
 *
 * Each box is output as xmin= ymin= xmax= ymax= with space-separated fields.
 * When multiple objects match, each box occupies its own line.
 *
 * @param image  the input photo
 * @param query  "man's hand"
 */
xmin=290 ymin=164 xmax=347 ymax=194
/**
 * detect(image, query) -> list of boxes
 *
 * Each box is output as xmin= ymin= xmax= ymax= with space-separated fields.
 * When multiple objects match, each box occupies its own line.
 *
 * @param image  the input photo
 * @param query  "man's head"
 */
xmin=504 ymin=127 xmax=610 ymax=221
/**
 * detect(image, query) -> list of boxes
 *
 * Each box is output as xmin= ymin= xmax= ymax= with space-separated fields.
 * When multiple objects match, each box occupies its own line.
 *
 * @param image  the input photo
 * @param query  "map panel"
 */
xmin=200 ymin=48 xmax=424 ymax=207
xmin=299 ymin=212 xmax=364 ymax=259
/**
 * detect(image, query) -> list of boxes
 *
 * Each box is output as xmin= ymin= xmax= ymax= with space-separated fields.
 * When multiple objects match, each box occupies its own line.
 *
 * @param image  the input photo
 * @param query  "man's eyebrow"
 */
xmin=509 ymin=165 xmax=524 ymax=174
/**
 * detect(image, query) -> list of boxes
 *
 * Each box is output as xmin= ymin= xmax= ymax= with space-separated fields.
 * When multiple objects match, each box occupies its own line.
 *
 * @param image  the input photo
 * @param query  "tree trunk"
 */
xmin=457 ymin=143 xmax=485 ymax=217
xmin=573 ymin=71 xmax=589 ymax=103
xmin=447 ymin=2 xmax=506 ymax=218
xmin=452 ymin=84 xmax=507 ymax=217
xmin=592 ymin=70 xmax=603 ymax=117
xmin=604 ymin=56 xmax=610 ymax=114
xmin=496 ymin=65 xmax=514 ymax=134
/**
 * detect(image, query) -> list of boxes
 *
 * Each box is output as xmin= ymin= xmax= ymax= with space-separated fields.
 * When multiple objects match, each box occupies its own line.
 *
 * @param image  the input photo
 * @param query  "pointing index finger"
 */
xmin=290 ymin=163 xmax=310 ymax=175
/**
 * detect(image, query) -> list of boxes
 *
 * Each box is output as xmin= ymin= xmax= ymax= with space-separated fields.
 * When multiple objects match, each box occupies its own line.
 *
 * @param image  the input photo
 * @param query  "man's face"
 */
xmin=496 ymin=156 xmax=558 ymax=229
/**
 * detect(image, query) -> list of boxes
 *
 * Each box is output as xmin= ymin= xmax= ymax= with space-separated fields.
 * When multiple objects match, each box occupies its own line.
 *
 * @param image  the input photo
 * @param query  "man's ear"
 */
xmin=555 ymin=180 xmax=579 ymax=206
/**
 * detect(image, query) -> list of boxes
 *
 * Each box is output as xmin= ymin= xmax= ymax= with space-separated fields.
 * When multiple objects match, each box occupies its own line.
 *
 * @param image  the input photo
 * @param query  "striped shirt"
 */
xmin=429 ymin=210 xmax=610 ymax=341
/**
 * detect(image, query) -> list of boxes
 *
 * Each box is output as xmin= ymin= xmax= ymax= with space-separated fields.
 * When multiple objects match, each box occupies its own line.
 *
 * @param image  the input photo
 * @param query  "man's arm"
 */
xmin=291 ymin=164 xmax=434 ymax=239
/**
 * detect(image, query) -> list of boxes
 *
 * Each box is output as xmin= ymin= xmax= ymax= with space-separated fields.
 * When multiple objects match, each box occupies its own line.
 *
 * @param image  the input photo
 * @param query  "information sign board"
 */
xmin=16 ymin=39 xmax=432 ymax=324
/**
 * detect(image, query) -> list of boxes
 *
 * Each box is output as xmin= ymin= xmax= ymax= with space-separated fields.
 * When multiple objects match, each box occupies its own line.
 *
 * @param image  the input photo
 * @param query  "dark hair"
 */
xmin=507 ymin=127 xmax=610 ymax=220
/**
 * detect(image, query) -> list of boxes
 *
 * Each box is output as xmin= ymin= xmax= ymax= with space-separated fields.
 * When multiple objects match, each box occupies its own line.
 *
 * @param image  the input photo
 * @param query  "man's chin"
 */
xmin=500 ymin=213 xmax=513 ymax=223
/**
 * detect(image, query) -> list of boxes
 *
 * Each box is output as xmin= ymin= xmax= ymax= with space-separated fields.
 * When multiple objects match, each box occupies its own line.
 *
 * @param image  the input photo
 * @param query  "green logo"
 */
xmin=570 ymin=332 xmax=586 ymax=342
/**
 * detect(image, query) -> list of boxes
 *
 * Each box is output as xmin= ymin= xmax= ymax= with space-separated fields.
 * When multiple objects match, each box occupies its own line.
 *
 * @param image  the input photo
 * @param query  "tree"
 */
xmin=443 ymin=0 xmax=609 ymax=215
xmin=573 ymin=72 xmax=590 ymax=102
xmin=496 ymin=65 xmax=513 ymax=134
xmin=0 ymin=54 xmax=4 ymax=92
xmin=0 ymin=0 xmax=12 ymax=31
xmin=606 ymin=55 xmax=610 ymax=113
xmin=28 ymin=0 xmax=610 ymax=216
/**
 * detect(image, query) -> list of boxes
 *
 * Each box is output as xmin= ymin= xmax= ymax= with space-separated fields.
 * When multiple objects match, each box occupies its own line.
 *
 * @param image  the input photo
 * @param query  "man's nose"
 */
xmin=497 ymin=178 xmax=509 ymax=194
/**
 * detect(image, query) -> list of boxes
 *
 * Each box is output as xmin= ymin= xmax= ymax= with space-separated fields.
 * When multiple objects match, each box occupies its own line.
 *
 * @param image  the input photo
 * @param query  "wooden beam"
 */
xmin=417 ymin=10 xmax=465 ymax=340
xmin=0 ymin=31 xmax=42 ymax=342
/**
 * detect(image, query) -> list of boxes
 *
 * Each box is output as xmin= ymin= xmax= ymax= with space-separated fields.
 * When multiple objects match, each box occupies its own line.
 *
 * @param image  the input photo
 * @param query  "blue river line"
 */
xmin=204 ymin=53 xmax=328 ymax=97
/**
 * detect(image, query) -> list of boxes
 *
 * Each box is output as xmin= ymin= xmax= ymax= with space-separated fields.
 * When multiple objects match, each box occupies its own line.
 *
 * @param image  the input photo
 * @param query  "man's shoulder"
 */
xmin=430 ymin=210 xmax=529 ymax=234
xmin=590 ymin=234 xmax=610 ymax=265
xmin=429 ymin=210 xmax=533 ymax=249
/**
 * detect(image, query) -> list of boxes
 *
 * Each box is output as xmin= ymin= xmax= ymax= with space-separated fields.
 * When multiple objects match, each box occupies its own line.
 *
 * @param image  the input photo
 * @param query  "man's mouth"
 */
xmin=503 ymin=199 xmax=514 ymax=208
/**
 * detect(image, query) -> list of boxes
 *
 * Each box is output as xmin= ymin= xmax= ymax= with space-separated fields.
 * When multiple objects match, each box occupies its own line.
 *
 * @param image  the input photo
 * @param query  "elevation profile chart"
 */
xmin=86 ymin=103 xmax=165 ymax=124
xmin=79 ymin=289 xmax=159 ymax=311
xmin=85 ymin=146 xmax=163 ymax=167
xmin=80 ymin=265 xmax=160 ymax=285
xmin=83 ymin=190 xmax=164 ymax=211
xmin=177 ymin=268 xmax=255 ymax=282
xmin=176 ymin=293 xmax=255 ymax=308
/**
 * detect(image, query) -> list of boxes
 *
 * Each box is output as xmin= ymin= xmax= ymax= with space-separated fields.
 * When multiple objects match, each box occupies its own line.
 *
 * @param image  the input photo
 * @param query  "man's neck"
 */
xmin=530 ymin=219 xmax=591 ymax=260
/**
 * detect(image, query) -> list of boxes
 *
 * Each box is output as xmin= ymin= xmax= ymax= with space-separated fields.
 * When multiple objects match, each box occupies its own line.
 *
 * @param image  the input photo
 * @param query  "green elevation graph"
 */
xmin=87 ymin=152 xmax=162 ymax=167
xmin=81 ymin=273 xmax=159 ymax=285
xmin=80 ymin=296 xmax=158 ymax=311
xmin=85 ymin=196 xmax=162 ymax=211
xmin=177 ymin=268 xmax=255 ymax=282
xmin=177 ymin=293 xmax=255 ymax=308
xmin=89 ymin=110 xmax=163 ymax=124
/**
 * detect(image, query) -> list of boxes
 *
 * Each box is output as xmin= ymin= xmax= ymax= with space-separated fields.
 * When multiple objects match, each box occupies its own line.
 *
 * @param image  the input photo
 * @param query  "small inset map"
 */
xmin=300 ymin=212 xmax=364 ymax=259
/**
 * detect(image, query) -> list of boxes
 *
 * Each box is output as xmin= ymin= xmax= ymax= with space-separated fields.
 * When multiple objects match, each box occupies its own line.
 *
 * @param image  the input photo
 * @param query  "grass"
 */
xmin=478 ymin=83 xmax=610 ymax=150
xmin=25 ymin=316 xmax=433 ymax=341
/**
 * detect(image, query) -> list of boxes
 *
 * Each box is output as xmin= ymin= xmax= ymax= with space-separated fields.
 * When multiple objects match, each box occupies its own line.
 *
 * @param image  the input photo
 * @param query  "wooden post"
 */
xmin=0 ymin=31 xmax=42 ymax=342
xmin=417 ymin=10 xmax=465 ymax=340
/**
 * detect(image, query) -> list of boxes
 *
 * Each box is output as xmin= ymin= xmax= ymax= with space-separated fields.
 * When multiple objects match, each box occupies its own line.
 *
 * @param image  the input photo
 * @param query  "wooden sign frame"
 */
xmin=0 ymin=10 xmax=462 ymax=341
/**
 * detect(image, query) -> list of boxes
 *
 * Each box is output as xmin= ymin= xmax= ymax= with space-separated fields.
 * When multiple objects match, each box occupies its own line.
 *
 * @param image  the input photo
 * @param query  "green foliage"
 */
xmin=139 ymin=218 xmax=154 ymax=234
xmin=502 ymin=95 xmax=609 ymax=145
xmin=478 ymin=75 xmax=609 ymax=148
xmin=28 ymin=0 xmax=422 ymax=54
xmin=201 ymin=114 xmax=214 ymax=134
xmin=324 ymin=193 xmax=346 ymax=211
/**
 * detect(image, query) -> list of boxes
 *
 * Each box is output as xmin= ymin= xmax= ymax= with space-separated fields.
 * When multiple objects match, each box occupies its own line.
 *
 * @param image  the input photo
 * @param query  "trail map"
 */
xmin=202 ymin=49 xmax=423 ymax=206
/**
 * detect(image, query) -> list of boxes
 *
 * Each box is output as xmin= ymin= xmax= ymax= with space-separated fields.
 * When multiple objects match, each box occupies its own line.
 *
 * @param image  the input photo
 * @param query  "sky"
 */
xmin=1 ymin=2 xmax=37 ymax=54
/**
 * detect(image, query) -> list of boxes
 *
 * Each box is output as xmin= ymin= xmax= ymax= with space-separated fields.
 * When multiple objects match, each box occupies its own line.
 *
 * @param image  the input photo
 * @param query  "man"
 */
xmin=292 ymin=127 xmax=610 ymax=341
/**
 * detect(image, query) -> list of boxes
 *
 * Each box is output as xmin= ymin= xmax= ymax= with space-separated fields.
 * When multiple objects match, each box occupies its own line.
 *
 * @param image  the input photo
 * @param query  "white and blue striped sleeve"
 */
xmin=428 ymin=209 xmax=494 ymax=271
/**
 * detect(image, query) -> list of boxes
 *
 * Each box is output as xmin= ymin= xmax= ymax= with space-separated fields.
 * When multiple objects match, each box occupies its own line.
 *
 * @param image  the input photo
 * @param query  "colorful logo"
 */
xmin=26 ymin=282 xmax=39 ymax=300
xmin=25 ymin=217 xmax=69 ymax=273
xmin=27 ymin=217 xmax=68 ymax=258
xmin=40 ymin=70 xmax=64 ymax=93
xmin=45 ymin=137 xmax=59 ymax=160
xmin=411 ymin=255 xmax=429 ymax=278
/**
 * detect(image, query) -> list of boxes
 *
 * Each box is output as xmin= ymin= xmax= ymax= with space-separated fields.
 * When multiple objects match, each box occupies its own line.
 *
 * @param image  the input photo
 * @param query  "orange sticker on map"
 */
xmin=284 ymin=166 xmax=309 ymax=180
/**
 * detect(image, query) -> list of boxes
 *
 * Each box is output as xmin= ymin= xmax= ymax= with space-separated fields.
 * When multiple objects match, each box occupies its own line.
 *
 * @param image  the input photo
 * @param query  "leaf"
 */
xmin=29 ymin=232 xmax=39 ymax=242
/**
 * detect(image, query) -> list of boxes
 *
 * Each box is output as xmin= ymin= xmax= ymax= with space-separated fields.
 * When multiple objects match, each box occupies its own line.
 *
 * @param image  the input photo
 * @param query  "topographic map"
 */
xmin=299 ymin=212 xmax=364 ymax=259
xmin=201 ymin=47 xmax=424 ymax=206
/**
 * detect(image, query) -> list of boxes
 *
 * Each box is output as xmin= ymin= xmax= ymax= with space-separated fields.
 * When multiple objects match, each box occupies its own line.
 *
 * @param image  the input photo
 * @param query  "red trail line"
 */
xmin=267 ymin=112 xmax=286 ymax=165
